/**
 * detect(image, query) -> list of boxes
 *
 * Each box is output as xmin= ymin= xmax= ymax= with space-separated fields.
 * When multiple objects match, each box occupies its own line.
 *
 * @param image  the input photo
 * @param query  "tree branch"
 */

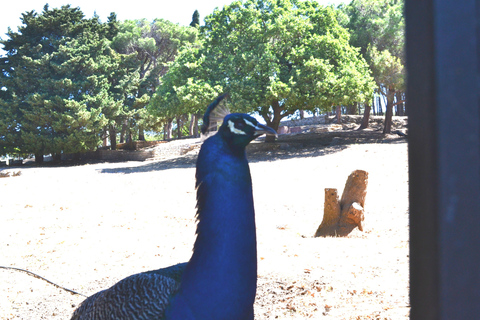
xmin=0 ymin=266 xmax=87 ymax=297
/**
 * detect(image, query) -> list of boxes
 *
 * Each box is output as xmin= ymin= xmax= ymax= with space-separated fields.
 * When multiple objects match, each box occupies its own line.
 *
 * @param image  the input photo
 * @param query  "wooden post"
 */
xmin=314 ymin=188 xmax=341 ymax=237
xmin=314 ymin=170 xmax=368 ymax=237
xmin=406 ymin=0 xmax=480 ymax=318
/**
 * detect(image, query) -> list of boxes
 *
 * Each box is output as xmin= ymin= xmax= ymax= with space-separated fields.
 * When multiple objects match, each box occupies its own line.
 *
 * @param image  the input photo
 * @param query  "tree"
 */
xmin=368 ymin=46 xmax=404 ymax=133
xmin=197 ymin=0 xmax=375 ymax=141
xmin=341 ymin=0 xmax=405 ymax=133
xmin=111 ymin=19 xmax=199 ymax=140
xmin=148 ymin=44 xmax=222 ymax=139
xmin=0 ymin=5 xmax=121 ymax=162
xmin=190 ymin=10 xmax=200 ymax=28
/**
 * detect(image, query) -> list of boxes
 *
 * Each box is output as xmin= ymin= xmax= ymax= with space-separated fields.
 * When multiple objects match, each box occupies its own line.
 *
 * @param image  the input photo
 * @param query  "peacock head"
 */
xmin=219 ymin=113 xmax=277 ymax=149
xmin=201 ymin=93 xmax=276 ymax=150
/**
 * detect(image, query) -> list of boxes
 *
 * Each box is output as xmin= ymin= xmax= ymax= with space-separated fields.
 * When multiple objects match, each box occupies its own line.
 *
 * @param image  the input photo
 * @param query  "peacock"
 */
xmin=71 ymin=93 xmax=277 ymax=319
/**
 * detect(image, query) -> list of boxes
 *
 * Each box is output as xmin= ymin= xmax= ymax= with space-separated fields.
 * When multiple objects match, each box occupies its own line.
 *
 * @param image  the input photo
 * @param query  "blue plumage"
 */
xmin=71 ymin=94 xmax=276 ymax=319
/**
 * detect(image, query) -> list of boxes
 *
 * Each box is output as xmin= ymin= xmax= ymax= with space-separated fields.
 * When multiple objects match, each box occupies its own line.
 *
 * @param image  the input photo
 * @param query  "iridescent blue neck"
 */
xmin=165 ymin=133 xmax=257 ymax=319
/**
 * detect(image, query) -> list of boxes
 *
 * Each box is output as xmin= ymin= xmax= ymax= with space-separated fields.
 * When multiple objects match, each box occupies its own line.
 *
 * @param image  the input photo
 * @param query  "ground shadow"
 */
xmin=99 ymin=155 xmax=198 ymax=174
xmin=97 ymin=130 xmax=407 ymax=175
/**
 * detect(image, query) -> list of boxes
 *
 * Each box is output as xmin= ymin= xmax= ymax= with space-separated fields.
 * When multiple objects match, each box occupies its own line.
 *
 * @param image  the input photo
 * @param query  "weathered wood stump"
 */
xmin=314 ymin=170 xmax=368 ymax=237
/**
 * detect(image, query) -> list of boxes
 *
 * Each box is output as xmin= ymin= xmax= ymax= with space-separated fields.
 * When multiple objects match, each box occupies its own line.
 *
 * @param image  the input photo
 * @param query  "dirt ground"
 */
xmin=0 ymin=129 xmax=409 ymax=319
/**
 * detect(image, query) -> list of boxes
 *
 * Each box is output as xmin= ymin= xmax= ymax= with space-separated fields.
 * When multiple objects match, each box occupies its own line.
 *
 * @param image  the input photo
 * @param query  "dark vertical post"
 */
xmin=406 ymin=1 xmax=439 ymax=318
xmin=406 ymin=1 xmax=480 ymax=319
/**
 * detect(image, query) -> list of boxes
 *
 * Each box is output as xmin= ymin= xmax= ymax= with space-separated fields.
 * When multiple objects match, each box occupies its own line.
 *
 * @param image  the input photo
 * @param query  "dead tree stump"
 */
xmin=314 ymin=170 xmax=368 ymax=237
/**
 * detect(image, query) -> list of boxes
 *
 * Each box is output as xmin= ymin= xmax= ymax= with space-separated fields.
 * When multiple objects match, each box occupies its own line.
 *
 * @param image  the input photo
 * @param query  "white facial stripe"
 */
xmin=228 ymin=120 xmax=247 ymax=135
xmin=244 ymin=119 xmax=256 ymax=128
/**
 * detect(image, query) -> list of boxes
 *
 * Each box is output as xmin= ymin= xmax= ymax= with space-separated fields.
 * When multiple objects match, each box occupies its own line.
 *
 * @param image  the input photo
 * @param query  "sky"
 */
xmin=0 ymin=0 xmax=346 ymax=45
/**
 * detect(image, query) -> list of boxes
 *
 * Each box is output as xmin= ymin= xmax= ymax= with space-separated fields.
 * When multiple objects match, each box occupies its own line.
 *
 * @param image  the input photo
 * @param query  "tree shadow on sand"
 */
xmin=98 ymin=131 xmax=406 ymax=175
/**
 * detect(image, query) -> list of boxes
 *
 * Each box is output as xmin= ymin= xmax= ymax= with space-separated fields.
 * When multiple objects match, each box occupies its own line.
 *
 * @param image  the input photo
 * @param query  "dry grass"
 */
xmin=0 ymin=133 xmax=409 ymax=319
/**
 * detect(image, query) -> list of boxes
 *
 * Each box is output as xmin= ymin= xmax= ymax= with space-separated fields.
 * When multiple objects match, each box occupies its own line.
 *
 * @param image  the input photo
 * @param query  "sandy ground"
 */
xmin=0 ymin=132 xmax=409 ymax=319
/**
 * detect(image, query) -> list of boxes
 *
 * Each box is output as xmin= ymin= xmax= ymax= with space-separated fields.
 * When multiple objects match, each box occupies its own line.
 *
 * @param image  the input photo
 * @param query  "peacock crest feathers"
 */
xmin=200 ymin=93 xmax=231 ymax=136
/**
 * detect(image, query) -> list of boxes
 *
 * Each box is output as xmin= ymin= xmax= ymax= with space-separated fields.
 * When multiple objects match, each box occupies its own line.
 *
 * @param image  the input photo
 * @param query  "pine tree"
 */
xmin=341 ymin=0 xmax=405 ymax=133
xmin=110 ymin=19 xmax=199 ymax=141
xmin=0 ymin=5 xmax=124 ymax=161
xmin=190 ymin=10 xmax=200 ymax=28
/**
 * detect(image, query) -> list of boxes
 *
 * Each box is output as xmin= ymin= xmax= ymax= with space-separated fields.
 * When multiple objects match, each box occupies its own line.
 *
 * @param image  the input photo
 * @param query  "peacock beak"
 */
xmin=254 ymin=123 xmax=277 ymax=137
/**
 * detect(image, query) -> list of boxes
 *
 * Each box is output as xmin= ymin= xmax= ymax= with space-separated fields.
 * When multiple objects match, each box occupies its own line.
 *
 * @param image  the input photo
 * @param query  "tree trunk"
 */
xmin=314 ymin=170 xmax=368 ymax=237
xmin=102 ymin=129 xmax=108 ymax=147
xmin=194 ymin=113 xmax=200 ymax=137
xmin=263 ymin=100 xmax=286 ymax=143
xmin=396 ymin=92 xmax=404 ymax=116
xmin=336 ymin=105 xmax=342 ymax=124
xmin=138 ymin=127 xmax=145 ymax=141
xmin=358 ymin=103 xmax=372 ymax=130
xmin=176 ymin=116 xmax=182 ymax=138
xmin=126 ymin=126 xmax=133 ymax=144
xmin=347 ymin=104 xmax=358 ymax=115
xmin=189 ymin=114 xmax=195 ymax=136
xmin=189 ymin=114 xmax=199 ymax=136
xmin=109 ymin=125 xmax=117 ymax=151
xmin=35 ymin=153 xmax=44 ymax=164
xmin=120 ymin=120 xmax=127 ymax=143
xmin=166 ymin=119 xmax=173 ymax=140
xmin=383 ymin=88 xmax=395 ymax=134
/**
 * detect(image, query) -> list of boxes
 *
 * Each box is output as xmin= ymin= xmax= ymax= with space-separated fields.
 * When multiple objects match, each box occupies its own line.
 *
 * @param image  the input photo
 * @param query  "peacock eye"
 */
xmin=234 ymin=120 xmax=246 ymax=130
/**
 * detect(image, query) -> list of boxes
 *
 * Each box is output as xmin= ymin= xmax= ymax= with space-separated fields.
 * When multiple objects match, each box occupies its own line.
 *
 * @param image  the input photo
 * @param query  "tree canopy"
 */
xmin=110 ymin=18 xmax=199 ymax=140
xmin=341 ymin=0 xmax=405 ymax=132
xmin=190 ymin=10 xmax=200 ymax=28
xmin=0 ymin=5 xmax=121 ymax=161
xmin=0 ymin=6 xmax=198 ymax=159
xmin=150 ymin=0 xmax=375 ymax=140
xmin=0 ymin=1 xmax=405 ymax=159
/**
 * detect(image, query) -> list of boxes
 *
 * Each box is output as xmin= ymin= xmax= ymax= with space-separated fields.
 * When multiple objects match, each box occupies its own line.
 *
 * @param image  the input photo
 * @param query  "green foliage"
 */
xmin=110 ymin=19 xmax=199 ymax=136
xmin=148 ymin=44 xmax=222 ymax=123
xmin=0 ymin=5 xmax=121 ymax=157
xmin=0 ymin=5 xmax=199 ymax=156
xmin=152 ymin=0 xmax=375 ymax=131
xmin=367 ymin=46 xmax=404 ymax=91
xmin=0 ymin=1 xmax=398 ymax=154
xmin=341 ymin=0 xmax=405 ymax=90
xmin=190 ymin=10 xmax=200 ymax=28
xmin=341 ymin=0 xmax=405 ymax=132
xmin=111 ymin=19 xmax=199 ymax=94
